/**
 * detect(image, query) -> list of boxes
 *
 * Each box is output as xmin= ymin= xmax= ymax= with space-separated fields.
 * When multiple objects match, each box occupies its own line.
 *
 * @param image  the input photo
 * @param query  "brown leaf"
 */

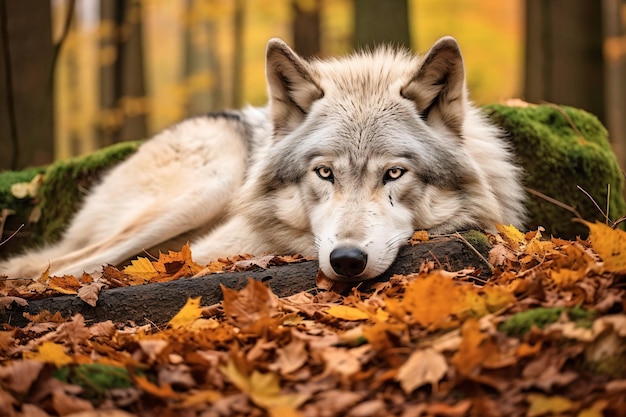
xmin=77 ymin=282 xmax=105 ymax=307
xmin=395 ymin=348 xmax=448 ymax=393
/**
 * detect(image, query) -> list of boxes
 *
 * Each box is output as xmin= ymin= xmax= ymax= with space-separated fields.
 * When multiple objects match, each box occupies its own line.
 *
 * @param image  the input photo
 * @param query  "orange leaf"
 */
xmin=452 ymin=319 xmax=497 ymax=376
xmin=134 ymin=375 xmax=178 ymax=398
xmin=48 ymin=275 xmax=81 ymax=295
xmin=385 ymin=272 xmax=462 ymax=327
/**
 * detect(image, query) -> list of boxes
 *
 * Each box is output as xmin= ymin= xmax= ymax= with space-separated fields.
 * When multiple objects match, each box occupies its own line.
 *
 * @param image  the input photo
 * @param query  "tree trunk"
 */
xmin=353 ymin=0 xmax=411 ymax=49
xmin=98 ymin=0 xmax=147 ymax=147
xmin=292 ymin=0 xmax=321 ymax=58
xmin=601 ymin=0 xmax=626 ymax=171
xmin=183 ymin=0 xmax=222 ymax=116
xmin=524 ymin=0 xmax=605 ymax=121
xmin=0 ymin=0 xmax=54 ymax=170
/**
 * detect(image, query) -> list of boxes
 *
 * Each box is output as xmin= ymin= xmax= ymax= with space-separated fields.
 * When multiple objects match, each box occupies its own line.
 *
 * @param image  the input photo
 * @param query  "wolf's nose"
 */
xmin=330 ymin=247 xmax=368 ymax=277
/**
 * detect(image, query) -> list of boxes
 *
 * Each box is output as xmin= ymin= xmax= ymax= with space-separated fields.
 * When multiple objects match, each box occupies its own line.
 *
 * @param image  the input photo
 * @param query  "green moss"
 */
xmin=459 ymin=230 xmax=490 ymax=253
xmin=484 ymin=103 xmax=626 ymax=239
xmin=0 ymin=141 xmax=140 ymax=255
xmin=54 ymin=363 xmax=133 ymax=402
xmin=499 ymin=306 xmax=594 ymax=338
xmin=36 ymin=141 xmax=142 ymax=243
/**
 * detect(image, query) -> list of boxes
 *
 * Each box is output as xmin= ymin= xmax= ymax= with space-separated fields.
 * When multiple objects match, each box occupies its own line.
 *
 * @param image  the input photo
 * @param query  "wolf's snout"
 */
xmin=330 ymin=247 xmax=368 ymax=277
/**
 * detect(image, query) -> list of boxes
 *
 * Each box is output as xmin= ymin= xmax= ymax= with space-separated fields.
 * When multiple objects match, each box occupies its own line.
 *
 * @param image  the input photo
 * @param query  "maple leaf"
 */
xmin=169 ymin=297 xmax=203 ymax=329
xmin=221 ymin=279 xmax=279 ymax=331
xmin=123 ymin=257 xmax=158 ymax=282
xmin=385 ymin=272 xmax=463 ymax=327
xmin=582 ymin=221 xmax=626 ymax=273
xmin=220 ymin=358 xmax=309 ymax=417
xmin=395 ymin=348 xmax=447 ymax=393
xmin=48 ymin=275 xmax=81 ymax=295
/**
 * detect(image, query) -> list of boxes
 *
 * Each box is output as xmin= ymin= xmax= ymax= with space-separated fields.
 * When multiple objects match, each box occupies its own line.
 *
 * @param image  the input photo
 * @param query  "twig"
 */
xmin=576 ymin=185 xmax=611 ymax=224
xmin=454 ymin=232 xmax=494 ymax=274
xmin=0 ymin=224 xmax=23 ymax=247
xmin=524 ymin=187 xmax=583 ymax=220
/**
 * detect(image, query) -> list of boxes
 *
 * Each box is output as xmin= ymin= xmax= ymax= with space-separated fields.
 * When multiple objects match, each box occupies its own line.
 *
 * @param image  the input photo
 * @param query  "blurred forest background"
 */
xmin=1 ymin=0 xmax=625 ymax=173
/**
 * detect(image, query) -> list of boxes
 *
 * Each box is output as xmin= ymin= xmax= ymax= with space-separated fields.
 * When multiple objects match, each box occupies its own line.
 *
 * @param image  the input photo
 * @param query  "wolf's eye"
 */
xmin=384 ymin=167 xmax=406 ymax=183
xmin=315 ymin=165 xmax=334 ymax=183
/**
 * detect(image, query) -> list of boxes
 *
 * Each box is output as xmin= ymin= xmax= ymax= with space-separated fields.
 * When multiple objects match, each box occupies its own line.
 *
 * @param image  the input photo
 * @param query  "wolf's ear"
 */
xmin=266 ymin=38 xmax=323 ymax=136
xmin=401 ymin=36 xmax=467 ymax=135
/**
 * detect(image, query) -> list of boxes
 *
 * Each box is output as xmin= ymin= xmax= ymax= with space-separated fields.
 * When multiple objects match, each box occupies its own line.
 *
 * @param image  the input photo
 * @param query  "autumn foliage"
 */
xmin=1 ymin=222 xmax=625 ymax=416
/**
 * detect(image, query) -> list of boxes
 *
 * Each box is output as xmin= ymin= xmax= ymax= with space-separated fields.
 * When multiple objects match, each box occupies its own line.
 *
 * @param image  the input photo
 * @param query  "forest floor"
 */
xmin=0 ymin=222 xmax=625 ymax=417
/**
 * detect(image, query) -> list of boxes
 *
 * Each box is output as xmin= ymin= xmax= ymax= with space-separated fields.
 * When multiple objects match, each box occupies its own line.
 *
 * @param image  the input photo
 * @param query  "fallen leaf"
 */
xmin=23 ymin=341 xmax=72 ymax=367
xmin=220 ymin=358 xmax=309 ymax=416
xmin=169 ymin=297 xmax=203 ymax=329
xmin=395 ymin=348 xmax=447 ymax=393
xmin=326 ymin=305 xmax=370 ymax=321
xmin=526 ymin=393 xmax=574 ymax=417
xmin=48 ymin=275 xmax=81 ymax=295
xmin=582 ymin=221 xmax=626 ymax=272
xmin=77 ymin=282 xmax=105 ymax=307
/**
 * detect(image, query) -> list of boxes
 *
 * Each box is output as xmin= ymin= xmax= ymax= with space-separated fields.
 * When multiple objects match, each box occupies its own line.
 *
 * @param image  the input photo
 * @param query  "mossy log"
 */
xmin=1 ymin=234 xmax=491 ymax=327
xmin=484 ymin=103 xmax=625 ymax=238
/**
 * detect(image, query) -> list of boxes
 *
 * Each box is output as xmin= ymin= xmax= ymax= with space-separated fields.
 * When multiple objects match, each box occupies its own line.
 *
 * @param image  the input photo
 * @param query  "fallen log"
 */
xmin=1 ymin=234 xmax=491 ymax=328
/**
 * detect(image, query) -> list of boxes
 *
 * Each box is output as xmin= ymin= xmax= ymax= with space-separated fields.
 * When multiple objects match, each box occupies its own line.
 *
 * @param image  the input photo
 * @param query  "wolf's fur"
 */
xmin=0 ymin=37 xmax=525 ymax=281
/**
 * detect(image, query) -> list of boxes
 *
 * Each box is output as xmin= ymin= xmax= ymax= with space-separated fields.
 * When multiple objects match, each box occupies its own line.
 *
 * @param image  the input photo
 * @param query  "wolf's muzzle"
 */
xmin=329 ymin=247 xmax=368 ymax=277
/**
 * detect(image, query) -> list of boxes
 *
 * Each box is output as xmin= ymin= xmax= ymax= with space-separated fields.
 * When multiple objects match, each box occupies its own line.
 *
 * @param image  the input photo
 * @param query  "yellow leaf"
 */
xmin=496 ymin=224 xmax=526 ymax=250
xmin=482 ymin=286 xmax=516 ymax=312
xmin=551 ymin=268 xmax=586 ymax=286
xmin=326 ymin=305 xmax=369 ymax=321
xmin=582 ymin=221 xmax=626 ymax=272
xmin=124 ymin=257 xmax=158 ymax=281
xmin=220 ymin=358 xmax=308 ymax=416
xmin=23 ymin=341 xmax=72 ymax=367
xmin=526 ymin=393 xmax=574 ymax=417
xmin=169 ymin=297 xmax=203 ymax=329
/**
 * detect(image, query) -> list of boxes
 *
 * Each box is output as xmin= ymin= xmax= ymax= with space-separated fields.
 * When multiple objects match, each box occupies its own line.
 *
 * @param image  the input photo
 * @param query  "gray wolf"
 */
xmin=0 ymin=37 xmax=525 ymax=281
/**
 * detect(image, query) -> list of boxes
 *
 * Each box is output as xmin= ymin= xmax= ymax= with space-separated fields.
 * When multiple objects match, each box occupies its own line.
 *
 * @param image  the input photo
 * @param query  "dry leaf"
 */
xmin=396 ymin=348 xmax=447 ymax=393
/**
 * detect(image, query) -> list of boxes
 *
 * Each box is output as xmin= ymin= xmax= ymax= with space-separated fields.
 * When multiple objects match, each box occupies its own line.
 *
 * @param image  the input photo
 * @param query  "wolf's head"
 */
xmin=254 ymin=37 xmax=522 ymax=281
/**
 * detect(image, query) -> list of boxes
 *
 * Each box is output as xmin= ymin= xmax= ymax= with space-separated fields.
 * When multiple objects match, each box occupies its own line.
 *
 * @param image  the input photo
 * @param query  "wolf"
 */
xmin=0 ymin=37 xmax=525 ymax=281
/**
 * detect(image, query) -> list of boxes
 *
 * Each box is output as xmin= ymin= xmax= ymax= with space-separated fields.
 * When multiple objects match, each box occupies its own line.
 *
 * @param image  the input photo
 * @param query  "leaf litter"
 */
xmin=0 ymin=223 xmax=624 ymax=416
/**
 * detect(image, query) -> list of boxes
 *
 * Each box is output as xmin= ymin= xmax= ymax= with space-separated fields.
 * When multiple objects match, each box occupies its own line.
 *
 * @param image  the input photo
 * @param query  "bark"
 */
xmin=353 ymin=0 xmax=411 ymax=49
xmin=0 ymin=0 xmax=54 ymax=170
xmin=1 ymin=236 xmax=490 ymax=328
